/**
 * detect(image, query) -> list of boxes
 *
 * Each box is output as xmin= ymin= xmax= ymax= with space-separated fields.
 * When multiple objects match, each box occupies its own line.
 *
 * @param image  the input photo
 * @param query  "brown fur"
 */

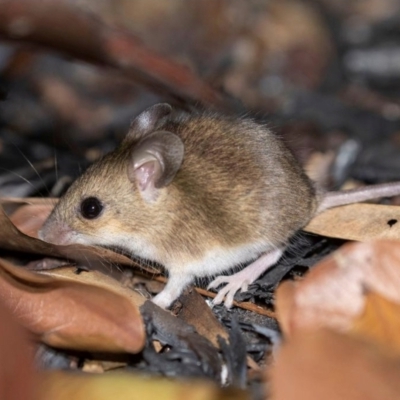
xmin=42 ymin=108 xmax=317 ymax=268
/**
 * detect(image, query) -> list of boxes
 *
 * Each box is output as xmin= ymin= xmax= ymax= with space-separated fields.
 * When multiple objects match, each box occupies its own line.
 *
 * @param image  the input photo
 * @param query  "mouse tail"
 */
xmin=317 ymin=181 xmax=400 ymax=214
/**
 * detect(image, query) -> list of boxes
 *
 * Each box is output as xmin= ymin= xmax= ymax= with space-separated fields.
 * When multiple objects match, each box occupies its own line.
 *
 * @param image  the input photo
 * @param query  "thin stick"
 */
xmin=153 ymin=275 xmax=276 ymax=318
xmin=0 ymin=0 xmax=237 ymax=112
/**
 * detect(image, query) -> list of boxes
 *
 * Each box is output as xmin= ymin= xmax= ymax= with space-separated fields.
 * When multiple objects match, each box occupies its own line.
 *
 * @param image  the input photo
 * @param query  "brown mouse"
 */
xmin=39 ymin=103 xmax=400 ymax=308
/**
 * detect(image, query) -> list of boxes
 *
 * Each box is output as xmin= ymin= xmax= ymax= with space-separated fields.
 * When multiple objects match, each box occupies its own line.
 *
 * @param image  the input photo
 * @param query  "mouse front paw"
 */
xmin=207 ymin=275 xmax=251 ymax=309
xmin=152 ymin=290 xmax=174 ymax=309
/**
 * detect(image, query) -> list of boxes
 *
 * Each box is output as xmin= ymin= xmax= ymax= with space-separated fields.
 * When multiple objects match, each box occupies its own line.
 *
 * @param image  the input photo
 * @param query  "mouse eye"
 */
xmin=80 ymin=197 xmax=103 ymax=219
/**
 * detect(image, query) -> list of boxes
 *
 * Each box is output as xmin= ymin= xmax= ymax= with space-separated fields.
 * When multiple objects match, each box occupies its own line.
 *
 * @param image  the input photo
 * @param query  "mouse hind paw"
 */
xmin=208 ymin=275 xmax=250 ymax=308
xmin=207 ymin=248 xmax=283 ymax=308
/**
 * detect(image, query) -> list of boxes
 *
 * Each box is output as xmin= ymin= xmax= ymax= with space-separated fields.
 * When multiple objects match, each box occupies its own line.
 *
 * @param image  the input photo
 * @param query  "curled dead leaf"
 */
xmin=8 ymin=202 xmax=54 ymax=238
xmin=0 ymin=202 xmax=159 ymax=274
xmin=0 ymin=258 xmax=145 ymax=353
xmin=273 ymin=240 xmax=400 ymax=399
xmin=38 ymin=266 xmax=146 ymax=311
xmin=275 ymin=240 xmax=400 ymax=342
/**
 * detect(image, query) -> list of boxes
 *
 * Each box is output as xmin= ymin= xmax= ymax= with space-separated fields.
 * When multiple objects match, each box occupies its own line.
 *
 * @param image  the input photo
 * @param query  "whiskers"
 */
xmin=53 ymin=148 xmax=59 ymax=186
xmin=0 ymin=166 xmax=38 ymax=193
xmin=10 ymin=141 xmax=51 ymax=196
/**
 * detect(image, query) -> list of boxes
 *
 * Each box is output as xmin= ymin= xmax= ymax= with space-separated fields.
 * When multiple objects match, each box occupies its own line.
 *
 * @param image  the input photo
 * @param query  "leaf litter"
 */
xmin=2 ymin=0 xmax=400 ymax=398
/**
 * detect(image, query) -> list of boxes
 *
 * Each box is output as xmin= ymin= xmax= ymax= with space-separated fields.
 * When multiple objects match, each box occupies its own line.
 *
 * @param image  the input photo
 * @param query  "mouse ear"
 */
xmin=128 ymin=131 xmax=184 ymax=201
xmin=125 ymin=103 xmax=172 ymax=142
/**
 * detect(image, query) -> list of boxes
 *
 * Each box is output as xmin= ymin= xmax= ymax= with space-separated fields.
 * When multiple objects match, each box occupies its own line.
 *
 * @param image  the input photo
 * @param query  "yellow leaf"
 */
xmin=37 ymin=371 xmax=250 ymax=400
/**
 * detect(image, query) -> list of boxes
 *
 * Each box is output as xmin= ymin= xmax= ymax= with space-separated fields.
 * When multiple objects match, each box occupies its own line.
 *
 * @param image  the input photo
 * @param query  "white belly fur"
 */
xmin=169 ymin=240 xmax=275 ymax=278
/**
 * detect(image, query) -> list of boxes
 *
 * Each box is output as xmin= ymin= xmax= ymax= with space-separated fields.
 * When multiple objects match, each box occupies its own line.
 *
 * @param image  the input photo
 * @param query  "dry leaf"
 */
xmin=38 ymin=266 xmax=146 ymax=311
xmin=273 ymin=280 xmax=296 ymax=338
xmin=0 ymin=203 xmax=159 ymax=274
xmin=304 ymin=203 xmax=400 ymax=241
xmin=0 ymin=300 xmax=36 ymax=400
xmin=9 ymin=203 xmax=54 ymax=238
xmin=273 ymin=240 xmax=400 ymax=399
xmin=0 ymin=197 xmax=58 ymax=218
xmin=37 ymin=370 xmax=250 ymax=400
xmin=270 ymin=329 xmax=400 ymax=400
xmin=0 ymin=197 xmax=58 ymax=206
xmin=275 ymin=240 xmax=400 ymax=336
xmin=177 ymin=288 xmax=229 ymax=347
xmin=351 ymin=291 xmax=400 ymax=356
xmin=0 ymin=258 xmax=145 ymax=353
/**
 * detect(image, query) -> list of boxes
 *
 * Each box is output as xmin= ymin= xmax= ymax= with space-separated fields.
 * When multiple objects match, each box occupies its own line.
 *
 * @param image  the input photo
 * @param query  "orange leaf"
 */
xmin=351 ymin=290 xmax=400 ymax=356
xmin=270 ymin=329 xmax=400 ymax=400
xmin=275 ymin=240 xmax=400 ymax=338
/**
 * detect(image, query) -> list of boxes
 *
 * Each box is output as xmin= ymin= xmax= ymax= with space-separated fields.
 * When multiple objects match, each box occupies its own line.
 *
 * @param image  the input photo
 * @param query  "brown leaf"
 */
xmin=274 ymin=280 xmax=296 ymax=338
xmin=0 ymin=300 xmax=36 ymax=400
xmin=177 ymin=288 xmax=229 ymax=347
xmin=9 ymin=203 xmax=54 ymax=238
xmin=0 ymin=258 xmax=145 ymax=353
xmin=0 ymin=197 xmax=58 ymax=220
xmin=304 ymin=203 xmax=400 ymax=241
xmin=38 ymin=266 xmax=146 ymax=311
xmin=37 ymin=370 xmax=250 ymax=400
xmin=270 ymin=329 xmax=400 ymax=400
xmin=275 ymin=240 xmax=400 ymax=337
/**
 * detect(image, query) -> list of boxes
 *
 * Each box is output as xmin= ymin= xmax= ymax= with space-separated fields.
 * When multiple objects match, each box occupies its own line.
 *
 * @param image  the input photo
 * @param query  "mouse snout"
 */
xmin=38 ymin=220 xmax=76 ymax=245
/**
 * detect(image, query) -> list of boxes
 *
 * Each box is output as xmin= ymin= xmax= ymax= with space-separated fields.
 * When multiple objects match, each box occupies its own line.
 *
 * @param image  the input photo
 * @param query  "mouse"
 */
xmin=38 ymin=103 xmax=400 ymax=309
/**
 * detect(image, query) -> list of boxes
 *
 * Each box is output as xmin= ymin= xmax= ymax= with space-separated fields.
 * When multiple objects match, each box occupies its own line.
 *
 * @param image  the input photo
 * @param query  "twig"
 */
xmin=153 ymin=275 xmax=276 ymax=318
xmin=0 ymin=0 xmax=238 ymax=112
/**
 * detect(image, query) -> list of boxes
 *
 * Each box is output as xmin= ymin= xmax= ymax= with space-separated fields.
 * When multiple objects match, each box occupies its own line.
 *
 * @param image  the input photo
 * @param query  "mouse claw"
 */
xmin=207 ymin=276 xmax=229 ymax=290
xmin=212 ymin=286 xmax=235 ymax=308
xmin=209 ymin=275 xmax=250 ymax=308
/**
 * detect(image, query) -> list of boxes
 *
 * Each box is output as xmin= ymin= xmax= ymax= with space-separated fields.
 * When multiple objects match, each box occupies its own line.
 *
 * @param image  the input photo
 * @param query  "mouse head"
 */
xmin=39 ymin=103 xmax=184 ymax=259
